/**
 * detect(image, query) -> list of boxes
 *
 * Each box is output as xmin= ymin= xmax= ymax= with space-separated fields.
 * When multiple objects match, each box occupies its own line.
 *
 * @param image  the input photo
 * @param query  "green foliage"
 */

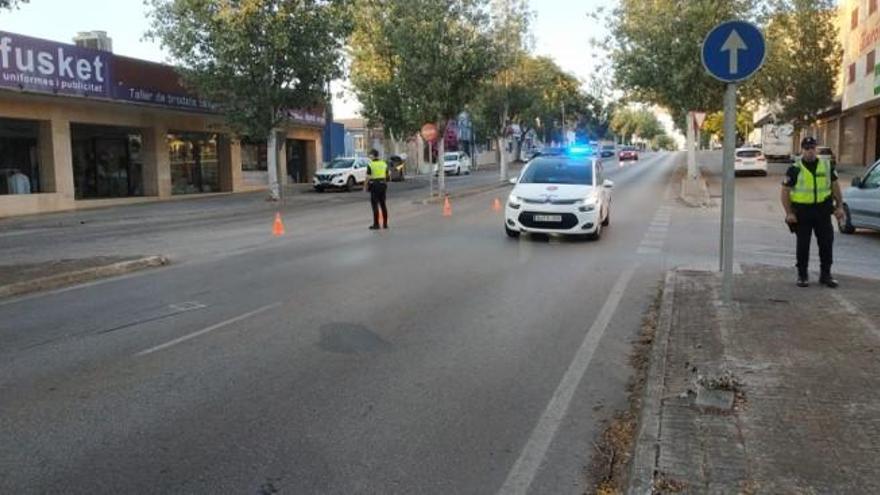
xmin=653 ymin=134 xmax=678 ymax=151
xmin=349 ymin=0 xmax=499 ymax=137
xmin=145 ymin=0 xmax=351 ymax=139
xmin=604 ymin=0 xmax=756 ymax=131
xmin=749 ymin=0 xmax=841 ymax=127
xmin=0 ymin=0 xmax=28 ymax=9
xmin=702 ymin=108 xmax=754 ymax=141
xmin=610 ymin=107 xmax=665 ymax=144
xmin=603 ymin=0 xmax=841 ymax=132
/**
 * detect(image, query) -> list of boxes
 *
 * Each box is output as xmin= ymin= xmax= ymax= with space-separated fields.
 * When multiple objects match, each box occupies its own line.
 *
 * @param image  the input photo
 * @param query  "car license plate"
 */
xmin=534 ymin=214 xmax=562 ymax=222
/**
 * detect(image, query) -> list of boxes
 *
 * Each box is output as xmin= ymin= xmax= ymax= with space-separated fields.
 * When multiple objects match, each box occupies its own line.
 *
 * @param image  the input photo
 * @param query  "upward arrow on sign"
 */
xmin=720 ymin=30 xmax=747 ymax=74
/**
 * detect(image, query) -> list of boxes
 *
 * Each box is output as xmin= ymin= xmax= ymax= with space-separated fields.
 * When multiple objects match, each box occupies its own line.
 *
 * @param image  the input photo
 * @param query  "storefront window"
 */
xmin=0 ymin=118 xmax=40 ymax=195
xmin=71 ymin=124 xmax=144 ymax=199
xmin=168 ymin=132 xmax=220 ymax=194
xmin=240 ymin=138 xmax=268 ymax=171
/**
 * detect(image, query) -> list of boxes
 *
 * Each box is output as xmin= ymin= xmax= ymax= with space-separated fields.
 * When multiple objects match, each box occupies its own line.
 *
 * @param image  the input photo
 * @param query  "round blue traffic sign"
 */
xmin=702 ymin=20 xmax=766 ymax=83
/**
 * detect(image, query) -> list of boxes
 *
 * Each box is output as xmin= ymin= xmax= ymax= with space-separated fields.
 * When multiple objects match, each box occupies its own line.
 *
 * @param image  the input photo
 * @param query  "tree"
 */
xmin=349 ymin=0 xmax=499 ymax=193
xmin=610 ymin=107 xmax=664 ymax=144
xmin=702 ymin=108 xmax=754 ymax=143
xmin=0 ymin=0 xmax=28 ymax=9
xmin=653 ymin=134 xmax=678 ymax=151
xmin=749 ymin=0 xmax=842 ymax=127
xmin=602 ymin=0 xmax=758 ymax=131
xmin=146 ymin=0 xmax=351 ymax=200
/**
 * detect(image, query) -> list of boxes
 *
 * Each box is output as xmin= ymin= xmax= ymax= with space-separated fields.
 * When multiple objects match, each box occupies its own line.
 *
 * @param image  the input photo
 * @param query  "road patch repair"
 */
xmin=0 ymin=255 xmax=169 ymax=299
xmin=595 ymin=264 xmax=880 ymax=494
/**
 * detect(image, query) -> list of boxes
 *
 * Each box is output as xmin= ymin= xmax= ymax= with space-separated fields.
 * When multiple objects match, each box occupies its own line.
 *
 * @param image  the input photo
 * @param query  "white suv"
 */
xmin=435 ymin=151 xmax=472 ymax=176
xmin=314 ymin=157 xmax=370 ymax=192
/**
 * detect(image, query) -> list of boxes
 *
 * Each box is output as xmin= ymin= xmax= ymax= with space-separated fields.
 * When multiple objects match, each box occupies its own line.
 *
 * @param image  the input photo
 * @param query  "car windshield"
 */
xmin=736 ymin=150 xmax=761 ymax=158
xmin=328 ymin=159 xmax=354 ymax=169
xmin=444 ymin=153 xmax=460 ymax=161
xmin=519 ymin=158 xmax=593 ymax=185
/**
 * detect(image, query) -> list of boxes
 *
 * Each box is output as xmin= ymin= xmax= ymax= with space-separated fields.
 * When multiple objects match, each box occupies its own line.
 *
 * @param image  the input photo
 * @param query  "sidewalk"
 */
xmin=629 ymin=265 xmax=880 ymax=494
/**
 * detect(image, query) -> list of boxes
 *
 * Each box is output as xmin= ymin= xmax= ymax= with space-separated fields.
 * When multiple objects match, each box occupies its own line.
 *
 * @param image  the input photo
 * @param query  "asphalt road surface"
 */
xmin=9 ymin=151 xmax=875 ymax=494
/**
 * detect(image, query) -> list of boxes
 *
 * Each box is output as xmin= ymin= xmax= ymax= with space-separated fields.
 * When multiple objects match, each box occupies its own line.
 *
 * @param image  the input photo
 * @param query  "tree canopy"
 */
xmin=146 ymin=0 xmax=351 ymax=140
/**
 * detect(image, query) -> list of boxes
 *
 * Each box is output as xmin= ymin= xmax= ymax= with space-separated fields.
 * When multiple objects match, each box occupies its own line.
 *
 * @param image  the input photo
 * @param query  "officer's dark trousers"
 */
xmin=794 ymin=204 xmax=833 ymax=277
xmin=370 ymin=181 xmax=388 ymax=227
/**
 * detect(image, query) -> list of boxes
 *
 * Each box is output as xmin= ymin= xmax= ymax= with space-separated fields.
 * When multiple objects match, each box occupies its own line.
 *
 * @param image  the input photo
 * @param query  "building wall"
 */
xmin=0 ymin=92 xmax=322 ymax=217
xmin=842 ymin=0 xmax=880 ymax=111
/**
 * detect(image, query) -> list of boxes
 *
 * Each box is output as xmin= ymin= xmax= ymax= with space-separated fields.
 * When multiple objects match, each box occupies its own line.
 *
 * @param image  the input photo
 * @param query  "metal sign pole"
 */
xmin=721 ymin=83 xmax=737 ymax=304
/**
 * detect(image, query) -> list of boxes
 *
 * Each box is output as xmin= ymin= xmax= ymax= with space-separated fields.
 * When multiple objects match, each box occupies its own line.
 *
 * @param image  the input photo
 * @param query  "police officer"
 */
xmin=365 ymin=149 xmax=390 ymax=230
xmin=781 ymin=136 xmax=845 ymax=287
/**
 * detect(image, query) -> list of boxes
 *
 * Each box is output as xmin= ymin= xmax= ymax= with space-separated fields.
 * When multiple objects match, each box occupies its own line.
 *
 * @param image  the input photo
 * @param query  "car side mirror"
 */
xmin=852 ymin=177 xmax=862 ymax=188
xmin=603 ymin=179 xmax=614 ymax=189
xmin=508 ymin=177 xmax=517 ymax=185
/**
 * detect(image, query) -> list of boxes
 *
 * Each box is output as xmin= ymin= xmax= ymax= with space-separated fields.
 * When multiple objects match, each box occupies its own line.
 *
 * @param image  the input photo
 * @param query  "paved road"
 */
xmin=1 ymin=152 xmax=689 ymax=494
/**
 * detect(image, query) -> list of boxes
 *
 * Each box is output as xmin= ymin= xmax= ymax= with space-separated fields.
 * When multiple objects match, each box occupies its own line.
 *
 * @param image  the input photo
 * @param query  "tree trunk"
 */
xmin=500 ymin=107 xmax=509 ymax=181
xmin=437 ymin=120 xmax=446 ymax=195
xmin=267 ymin=128 xmax=280 ymax=201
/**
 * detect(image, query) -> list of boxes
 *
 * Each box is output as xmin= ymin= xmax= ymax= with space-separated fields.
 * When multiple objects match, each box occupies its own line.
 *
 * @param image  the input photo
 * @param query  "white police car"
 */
xmin=505 ymin=150 xmax=613 ymax=240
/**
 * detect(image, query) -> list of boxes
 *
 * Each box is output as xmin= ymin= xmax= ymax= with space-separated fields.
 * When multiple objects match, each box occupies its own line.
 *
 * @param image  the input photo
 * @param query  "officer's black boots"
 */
xmin=819 ymin=273 xmax=839 ymax=288
xmin=797 ymin=276 xmax=809 ymax=288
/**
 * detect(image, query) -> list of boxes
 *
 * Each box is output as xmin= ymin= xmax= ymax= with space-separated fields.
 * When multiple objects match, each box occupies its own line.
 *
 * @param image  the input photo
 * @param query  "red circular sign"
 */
xmin=421 ymin=123 xmax=438 ymax=142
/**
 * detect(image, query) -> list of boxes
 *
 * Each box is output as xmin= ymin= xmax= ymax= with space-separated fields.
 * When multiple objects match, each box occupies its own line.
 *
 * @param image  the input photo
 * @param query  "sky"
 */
xmin=0 ymin=0 xmax=628 ymax=122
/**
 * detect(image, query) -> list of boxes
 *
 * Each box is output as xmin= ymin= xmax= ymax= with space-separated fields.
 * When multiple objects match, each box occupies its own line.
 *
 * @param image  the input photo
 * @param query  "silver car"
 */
xmin=840 ymin=160 xmax=880 ymax=233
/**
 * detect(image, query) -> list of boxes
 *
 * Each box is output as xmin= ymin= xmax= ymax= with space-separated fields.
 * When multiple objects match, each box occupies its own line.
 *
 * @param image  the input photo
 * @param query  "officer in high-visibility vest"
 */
xmin=365 ymin=149 xmax=390 ymax=230
xmin=781 ymin=137 xmax=845 ymax=287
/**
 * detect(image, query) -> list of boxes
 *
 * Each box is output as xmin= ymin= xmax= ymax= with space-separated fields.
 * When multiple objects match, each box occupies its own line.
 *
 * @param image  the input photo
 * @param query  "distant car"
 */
xmin=618 ymin=147 xmax=639 ymax=162
xmin=600 ymin=145 xmax=616 ymax=158
xmin=388 ymin=154 xmax=406 ymax=182
xmin=840 ymin=159 xmax=880 ymax=234
xmin=435 ymin=151 xmax=472 ymax=175
xmin=734 ymin=147 xmax=768 ymax=176
xmin=505 ymin=153 xmax=613 ymax=240
xmin=313 ymin=157 xmax=369 ymax=192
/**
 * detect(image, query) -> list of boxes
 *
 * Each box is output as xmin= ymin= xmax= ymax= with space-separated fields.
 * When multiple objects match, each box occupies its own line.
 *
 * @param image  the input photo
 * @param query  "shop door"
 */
xmin=286 ymin=139 xmax=308 ymax=183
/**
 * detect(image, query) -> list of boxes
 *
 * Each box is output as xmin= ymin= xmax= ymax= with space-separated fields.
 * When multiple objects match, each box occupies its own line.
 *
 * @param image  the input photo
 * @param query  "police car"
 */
xmin=505 ymin=148 xmax=613 ymax=240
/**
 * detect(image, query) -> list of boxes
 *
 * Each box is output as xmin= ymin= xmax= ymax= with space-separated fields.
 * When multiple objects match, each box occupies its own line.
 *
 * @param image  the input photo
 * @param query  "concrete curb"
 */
xmin=0 ymin=255 xmax=170 ymax=299
xmin=413 ymin=181 xmax=511 ymax=205
xmin=627 ymin=270 xmax=677 ymax=495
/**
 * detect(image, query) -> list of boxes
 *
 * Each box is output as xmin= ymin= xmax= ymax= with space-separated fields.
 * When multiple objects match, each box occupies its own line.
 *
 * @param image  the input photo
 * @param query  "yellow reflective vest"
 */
xmin=790 ymin=159 xmax=832 ymax=205
xmin=369 ymin=160 xmax=388 ymax=181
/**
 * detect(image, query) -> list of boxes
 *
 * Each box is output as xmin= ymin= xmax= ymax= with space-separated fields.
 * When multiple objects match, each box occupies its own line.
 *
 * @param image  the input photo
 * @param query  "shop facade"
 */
xmin=0 ymin=30 xmax=324 ymax=217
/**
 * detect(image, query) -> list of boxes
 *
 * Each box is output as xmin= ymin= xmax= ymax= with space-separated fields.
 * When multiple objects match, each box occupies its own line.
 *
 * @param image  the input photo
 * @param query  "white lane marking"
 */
xmin=497 ymin=265 xmax=638 ymax=495
xmin=831 ymin=293 xmax=880 ymax=340
xmin=639 ymin=238 xmax=665 ymax=247
xmin=135 ymin=302 xmax=282 ymax=356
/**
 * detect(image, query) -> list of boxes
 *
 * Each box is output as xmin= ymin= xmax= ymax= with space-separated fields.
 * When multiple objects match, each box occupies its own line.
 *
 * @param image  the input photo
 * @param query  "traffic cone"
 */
xmin=443 ymin=195 xmax=453 ymax=217
xmin=272 ymin=212 xmax=285 ymax=237
xmin=492 ymin=197 xmax=502 ymax=212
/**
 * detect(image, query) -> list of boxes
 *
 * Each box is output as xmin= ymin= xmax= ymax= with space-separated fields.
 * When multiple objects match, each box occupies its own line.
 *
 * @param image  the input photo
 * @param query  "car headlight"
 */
xmin=508 ymin=195 xmax=522 ymax=209
xmin=578 ymin=198 xmax=598 ymax=212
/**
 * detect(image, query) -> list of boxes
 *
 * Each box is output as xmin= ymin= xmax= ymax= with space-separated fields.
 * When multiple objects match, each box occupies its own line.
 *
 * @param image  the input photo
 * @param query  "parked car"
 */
xmin=313 ymin=157 xmax=369 ymax=192
xmin=840 ymin=159 xmax=880 ymax=233
xmin=388 ymin=154 xmax=406 ymax=182
xmin=600 ymin=144 xmax=616 ymax=158
xmin=435 ymin=151 xmax=472 ymax=175
xmin=734 ymin=147 xmax=768 ymax=176
xmin=618 ymin=147 xmax=639 ymax=162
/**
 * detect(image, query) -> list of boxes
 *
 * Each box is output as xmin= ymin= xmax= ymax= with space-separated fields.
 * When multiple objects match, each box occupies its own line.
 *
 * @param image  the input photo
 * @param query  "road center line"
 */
xmin=497 ymin=264 xmax=639 ymax=495
xmin=135 ymin=302 xmax=282 ymax=357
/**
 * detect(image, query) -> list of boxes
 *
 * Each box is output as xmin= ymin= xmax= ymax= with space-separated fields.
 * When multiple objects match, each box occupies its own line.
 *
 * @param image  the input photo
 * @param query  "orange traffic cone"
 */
xmin=272 ymin=212 xmax=285 ymax=237
xmin=492 ymin=197 xmax=502 ymax=212
xmin=443 ymin=195 xmax=453 ymax=217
